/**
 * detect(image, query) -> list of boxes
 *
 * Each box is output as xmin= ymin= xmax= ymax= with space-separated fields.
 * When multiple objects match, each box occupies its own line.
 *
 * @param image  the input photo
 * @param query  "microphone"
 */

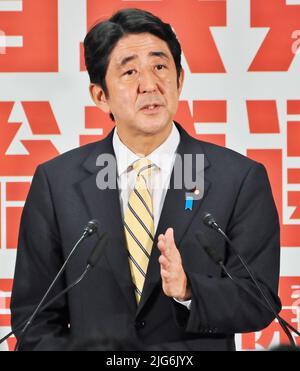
xmin=7 ymin=233 xmax=108 ymax=351
xmin=0 ymin=227 xmax=102 ymax=349
xmin=201 ymin=212 xmax=299 ymax=348
xmin=196 ymin=232 xmax=233 ymax=280
xmin=83 ymin=219 xmax=99 ymax=237
xmin=87 ymin=233 xmax=108 ymax=267
xmin=12 ymin=219 xmax=99 ymax=351
xmin=196 ymin=231 xmax=300 ymax=344
xmin=202 ymin=212 xmax=219 ymax=231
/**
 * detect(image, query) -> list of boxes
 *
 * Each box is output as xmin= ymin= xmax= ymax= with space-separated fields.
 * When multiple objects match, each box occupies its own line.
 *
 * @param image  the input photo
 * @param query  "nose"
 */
xmin=138 ymin=69 xmax=158 ymax=94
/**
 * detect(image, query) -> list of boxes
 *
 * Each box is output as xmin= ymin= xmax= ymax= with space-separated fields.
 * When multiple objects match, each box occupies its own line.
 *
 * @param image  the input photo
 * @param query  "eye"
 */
xmin=155 ymin=64 xmax=167 ymax=71
xmin=124 ymin=69 xmax=136 ymax=76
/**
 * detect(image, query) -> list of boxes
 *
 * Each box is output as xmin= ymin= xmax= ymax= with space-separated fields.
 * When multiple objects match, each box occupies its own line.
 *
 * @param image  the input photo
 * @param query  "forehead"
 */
xmin=108 ymin=33 xmax=172 ymax=64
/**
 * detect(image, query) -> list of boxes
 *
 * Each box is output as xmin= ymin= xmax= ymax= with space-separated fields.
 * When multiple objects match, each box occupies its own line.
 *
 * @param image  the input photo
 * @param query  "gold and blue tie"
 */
xmin=124 ymin=158 xmax=155 ymax=304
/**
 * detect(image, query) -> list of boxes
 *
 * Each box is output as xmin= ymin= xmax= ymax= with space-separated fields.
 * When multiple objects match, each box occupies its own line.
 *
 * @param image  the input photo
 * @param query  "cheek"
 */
xmin=164 ymin=75 xmax=179 ymax=92
xmin=116 ymin=95 xmax=147 ymax=125
xmin=165 ymin=80 xmax=180 ymax=106
xmin=120 ymin=87 xmax=136 ymax=105
xmin=111 ymin=87 xmax=136 ymax=113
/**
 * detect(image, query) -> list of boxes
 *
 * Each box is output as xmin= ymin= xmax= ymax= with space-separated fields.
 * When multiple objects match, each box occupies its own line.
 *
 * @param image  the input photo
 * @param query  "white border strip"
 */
xmin=280 ymin=248 xmax=300 ymax=276
xmin=0 ymin=182 xmax=6 ymax=251
xmin=0 ymin=36 xmax=23 ymax=47
xmin=0 ymin=1 xmax=22 ymax=12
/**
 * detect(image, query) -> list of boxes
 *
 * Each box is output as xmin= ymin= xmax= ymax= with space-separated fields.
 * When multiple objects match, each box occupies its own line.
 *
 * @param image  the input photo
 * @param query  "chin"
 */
xmin=138 ymin=118 xmax=172 ymax=136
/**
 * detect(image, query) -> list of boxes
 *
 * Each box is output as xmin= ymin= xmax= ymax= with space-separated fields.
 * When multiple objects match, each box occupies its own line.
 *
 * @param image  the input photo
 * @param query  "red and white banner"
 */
xmin=0 ymin=0 xmax=299 ymax=351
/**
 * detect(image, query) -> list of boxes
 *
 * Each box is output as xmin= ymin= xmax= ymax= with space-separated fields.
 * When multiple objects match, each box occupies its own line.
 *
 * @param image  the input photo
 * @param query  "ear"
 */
xmin=89 ymin=84 xmax=110 ymax=114
xmin=177 ymin=69 xmax=184 ymax=96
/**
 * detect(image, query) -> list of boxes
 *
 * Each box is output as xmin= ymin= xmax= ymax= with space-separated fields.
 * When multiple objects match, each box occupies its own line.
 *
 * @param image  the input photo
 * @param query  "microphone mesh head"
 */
xmin=85 ymin=219 xmax=99 ymax=235
xmin=202 ymin=212 xmax=215 ymax=227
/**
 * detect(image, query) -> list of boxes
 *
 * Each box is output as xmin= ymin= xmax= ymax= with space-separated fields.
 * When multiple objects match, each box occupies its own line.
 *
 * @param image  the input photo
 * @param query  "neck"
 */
xmin=116 ymin=123 xmax=173 ymax=156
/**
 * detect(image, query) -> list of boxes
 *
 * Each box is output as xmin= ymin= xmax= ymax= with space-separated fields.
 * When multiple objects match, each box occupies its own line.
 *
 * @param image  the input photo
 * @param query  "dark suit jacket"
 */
xmin=11 ymin=123 xmax=281 ymax=351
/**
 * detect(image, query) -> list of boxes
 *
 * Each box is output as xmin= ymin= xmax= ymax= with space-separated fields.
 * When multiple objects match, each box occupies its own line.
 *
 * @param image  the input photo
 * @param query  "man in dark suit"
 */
xmin=11 ymin=8 xmax=281 ymax=351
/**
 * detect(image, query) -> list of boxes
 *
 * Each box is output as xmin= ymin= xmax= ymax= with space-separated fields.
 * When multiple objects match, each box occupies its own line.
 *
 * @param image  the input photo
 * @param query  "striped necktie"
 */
xmin=124 ymin=158 xmax=155 ymax=304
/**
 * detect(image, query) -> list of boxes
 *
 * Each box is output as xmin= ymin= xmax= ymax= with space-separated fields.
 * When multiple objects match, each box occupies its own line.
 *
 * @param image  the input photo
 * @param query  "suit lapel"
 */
xmin=75 ymin=124 xmax=212 ymax=317
xmin=136 ymin=125 xmax=211 ymax=316
xmin=77 ymin=130 xmax=137 ymax=314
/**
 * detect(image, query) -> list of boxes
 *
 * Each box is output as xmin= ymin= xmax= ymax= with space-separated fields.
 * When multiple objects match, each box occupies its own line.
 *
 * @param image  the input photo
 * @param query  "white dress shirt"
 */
xmin=112 ymin=123 xmax=192 ymax=310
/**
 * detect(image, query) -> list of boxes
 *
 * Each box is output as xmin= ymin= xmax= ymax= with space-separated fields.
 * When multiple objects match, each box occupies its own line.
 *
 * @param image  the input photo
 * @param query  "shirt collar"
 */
xmin=112 ymin=122 xmax=180 ymax=177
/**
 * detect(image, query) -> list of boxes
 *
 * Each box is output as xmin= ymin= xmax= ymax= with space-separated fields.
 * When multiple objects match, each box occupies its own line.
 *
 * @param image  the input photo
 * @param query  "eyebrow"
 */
xmin=117 ymin=51 xmax=170 ymax=69
xmin=149 ymin=51 xmax=170 ymax=60
xmin=118 ymin=55 xmax=138 ymax=68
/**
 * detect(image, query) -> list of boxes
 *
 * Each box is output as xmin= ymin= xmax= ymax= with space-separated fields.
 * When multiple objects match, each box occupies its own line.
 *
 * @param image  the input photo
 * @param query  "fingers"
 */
xmin=157 ymin=228 xmax=177 ymax=271
xmin=157 ymin=228 xmax=187 ymax=298
xmin=158 ymin=254 xmax=169 ymax=270
xmin=165 ymin=228 xmax=174 ymax=246
xmin=157 ymin=234 xmax=170 ymax=258
xmin=160 ymin=268 xmax=170 ymax=281
xmin=157 ymin=228 xmax=177 ymax=275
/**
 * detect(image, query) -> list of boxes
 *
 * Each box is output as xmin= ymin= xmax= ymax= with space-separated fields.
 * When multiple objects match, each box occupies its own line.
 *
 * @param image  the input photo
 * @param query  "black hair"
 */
xmin=84 ymin=8 xmax=182 ymax=98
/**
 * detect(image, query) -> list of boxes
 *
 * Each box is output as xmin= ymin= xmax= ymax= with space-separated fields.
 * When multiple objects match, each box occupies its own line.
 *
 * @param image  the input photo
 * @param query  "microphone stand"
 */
xmin=13 ymin=220 xmax=99 ymax=351
xmin=200 ymin=213 xmax=299 ymax=348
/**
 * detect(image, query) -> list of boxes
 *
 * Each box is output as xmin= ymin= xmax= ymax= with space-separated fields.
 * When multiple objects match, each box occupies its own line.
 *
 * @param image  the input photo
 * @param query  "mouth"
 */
xmin=140 ymin=104 xmax=163 ymax=114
